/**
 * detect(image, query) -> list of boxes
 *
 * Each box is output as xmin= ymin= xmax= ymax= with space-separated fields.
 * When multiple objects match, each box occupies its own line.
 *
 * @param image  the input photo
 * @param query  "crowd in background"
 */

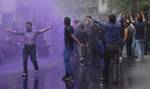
xmin=62 ymin=10 xmax=150 ymax=85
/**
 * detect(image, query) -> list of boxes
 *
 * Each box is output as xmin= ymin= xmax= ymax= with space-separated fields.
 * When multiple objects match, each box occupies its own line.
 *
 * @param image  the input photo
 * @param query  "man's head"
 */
xmin=137 ymin=15 xmax=143 ymax=22
xmin=64 ymin=17 xmax=71 ymax=26
xmin=109 ymin=14 xmax=116 ymax=24
xmin=25 ymin=21 xmax=32 ymax=31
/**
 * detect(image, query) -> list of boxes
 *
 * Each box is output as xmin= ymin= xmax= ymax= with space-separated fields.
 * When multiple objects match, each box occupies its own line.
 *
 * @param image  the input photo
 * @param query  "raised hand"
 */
xmin=79 ymin=43 xmax=85 ymax=47
xmin=5 ymin=28 xmax=11 ymax=32
xmin=47 ymin=25 xmax=53 ymax=30
xmin=129 ymin=12 xmax=132 ymax=16
xmin=140 ymin=11 xmax=144 ymax=16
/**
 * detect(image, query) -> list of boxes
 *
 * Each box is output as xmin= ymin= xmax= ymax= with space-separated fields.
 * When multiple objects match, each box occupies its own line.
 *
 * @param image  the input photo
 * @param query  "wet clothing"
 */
xmin=76 ymin=28 xmax=88 ymax=59
xmin=94 ymin=19 xmax=122 ymax=81
xmin=64 ymin=25 xmax=75 ymax=76
xmin=76 ymin=29 xmax=88 ymax=45
xmin=64 ymin=26 xmax=74 ymax=46
xmin=134 ymin=22 xmax=145 ymax=40
xmin=126 ymin=25 xmax=135 ymax=41
xmin=9 ymin=29 xmax=46 ymax=74
xmin=133 ymin=21 xmax=145 ymax=61
xmin=104 ymin=44 xmax=120 ymax=80
xmin=126 ymin=24 xmax=135 ymax=57
xmin=23 ymin=45 xmax=39 ymax=73
xmin=94 ymin=21 xmax=122 ymax=45
xmin=9 ymin=30 xmax=44 ymax=45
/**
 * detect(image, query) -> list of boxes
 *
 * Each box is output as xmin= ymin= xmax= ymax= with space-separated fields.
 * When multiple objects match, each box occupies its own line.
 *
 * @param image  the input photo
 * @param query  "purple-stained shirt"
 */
xmin=10 ymin=30 xmax=43 ymax=45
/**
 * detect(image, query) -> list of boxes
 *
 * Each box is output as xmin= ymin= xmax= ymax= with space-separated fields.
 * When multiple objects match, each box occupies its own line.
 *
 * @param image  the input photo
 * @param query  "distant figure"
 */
xmin=6 ymin=21 xmax=53 ymax=77
xmin=124 ymin=19 xmax=135 ymax=59
xmin=75 ymin=22 xmax=89 ymax=65
xmin=130 ymin=11 xmax=146 ymax=62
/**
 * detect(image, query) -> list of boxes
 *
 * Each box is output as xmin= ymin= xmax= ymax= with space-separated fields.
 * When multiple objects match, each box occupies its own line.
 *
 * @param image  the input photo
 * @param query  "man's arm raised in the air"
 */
xmin=141 ymin=11 xmax=146 ymax=22
xmin=129 ymin=12 xmax=135 ymax=23
xmin=86 ymin=16 xmax=107 ymax=28
xmin=37 ymin=25 xmax=53 ymax=34
xmin=117 ymin=12 xmax=124 ymax=23
xmin=5 ymin=29 xmax=24 ymax=35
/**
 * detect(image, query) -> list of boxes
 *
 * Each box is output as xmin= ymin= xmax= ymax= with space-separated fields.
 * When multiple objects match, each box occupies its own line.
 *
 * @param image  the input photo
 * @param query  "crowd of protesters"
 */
xmin=62 ymin=10 xmax=150 ymax=84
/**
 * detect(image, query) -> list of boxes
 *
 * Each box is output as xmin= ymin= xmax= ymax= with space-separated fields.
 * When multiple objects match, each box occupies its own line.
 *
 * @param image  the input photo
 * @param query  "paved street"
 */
xmin=0 ymin=56 xmax=150 ymax=89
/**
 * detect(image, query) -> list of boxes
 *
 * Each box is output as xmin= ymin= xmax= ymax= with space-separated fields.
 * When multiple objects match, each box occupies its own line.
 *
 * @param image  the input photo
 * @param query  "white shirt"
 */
xmin=11 ymin=30 xmax=42 ymax=45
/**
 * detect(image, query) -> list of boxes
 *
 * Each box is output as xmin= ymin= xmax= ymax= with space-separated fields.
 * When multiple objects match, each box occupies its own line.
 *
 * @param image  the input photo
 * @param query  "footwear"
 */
xmin=62 ymin=75 xmax=73 ymax=81
xmin=100 ymin=83 xmax=104 ymax=87
xmin=136 ymin=59 xmax=142 ymax=62
xmin=119 ymin=57 xmax=123 ymax=63
xmin=79 ymin=58 xmax=84 ymax=66
xmin=100 ymin=76 xmax=104 ymax=81
xmin=21 ymin=73 xmax=28 ymax=77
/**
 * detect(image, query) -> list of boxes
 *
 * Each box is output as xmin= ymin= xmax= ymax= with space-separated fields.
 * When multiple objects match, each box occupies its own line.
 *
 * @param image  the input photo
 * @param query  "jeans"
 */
xmin=63 ymin=44 xmax=74 ymax=76
xmin=135 ymin=40 xmax=145 ymax=61
xmin=23 ymin=45 xmax=39 ymax=73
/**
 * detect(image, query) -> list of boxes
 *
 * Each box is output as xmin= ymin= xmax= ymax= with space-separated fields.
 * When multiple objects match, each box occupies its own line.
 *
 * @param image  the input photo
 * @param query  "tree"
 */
xmin=109 ymin=0 xmax=150 ymax=12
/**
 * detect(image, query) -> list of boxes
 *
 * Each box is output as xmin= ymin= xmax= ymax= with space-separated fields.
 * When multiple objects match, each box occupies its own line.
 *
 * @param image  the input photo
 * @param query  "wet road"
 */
xmin=0 ymin=56 xmax=150 ymax=89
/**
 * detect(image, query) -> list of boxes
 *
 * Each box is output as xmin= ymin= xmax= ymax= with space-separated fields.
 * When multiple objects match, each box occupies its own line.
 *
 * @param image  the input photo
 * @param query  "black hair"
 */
xmin=137 ymin=16 xmax=143 ymax=22
xmin=64 ymin=17 xmax=71 ymax=26
xmin=26 ymin=21 xmax=32 ymax=26
xmin=109 ymin=14 xmax=116 ymax=24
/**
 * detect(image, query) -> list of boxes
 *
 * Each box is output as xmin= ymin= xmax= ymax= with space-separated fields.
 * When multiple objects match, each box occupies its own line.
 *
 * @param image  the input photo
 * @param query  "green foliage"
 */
xmin=109 ymin=0 xmax=150 ymax=12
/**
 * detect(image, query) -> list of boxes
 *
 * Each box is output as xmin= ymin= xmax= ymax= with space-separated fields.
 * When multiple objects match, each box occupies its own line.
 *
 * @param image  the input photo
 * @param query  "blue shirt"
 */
xmin=95 ymin=20 xmax=122 ymax=45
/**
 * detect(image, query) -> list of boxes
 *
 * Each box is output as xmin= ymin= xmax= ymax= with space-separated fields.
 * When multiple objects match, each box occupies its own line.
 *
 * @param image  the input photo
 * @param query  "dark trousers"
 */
xmin=126 ymin=39 xmax=133 ymax=57
xmin=103 ymin=44 xmax=120 ymax=79
xmin=23 ymin=45 xmax=39 ymax=73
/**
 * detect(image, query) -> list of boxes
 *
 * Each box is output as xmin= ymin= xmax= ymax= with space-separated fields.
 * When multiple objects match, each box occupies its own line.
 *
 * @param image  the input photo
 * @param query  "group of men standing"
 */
xmin=62 ymin=10 xmax=147 ymax=84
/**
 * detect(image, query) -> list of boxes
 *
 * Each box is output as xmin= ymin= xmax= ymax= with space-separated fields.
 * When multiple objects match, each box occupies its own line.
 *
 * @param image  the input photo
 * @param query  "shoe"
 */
xmin=79 ymin=58 xmax=84 ymax=66
xmin=100 ymin=83 xmax=104 ymax=87
xmin=136 ymin=59 xmax=142 ymax=62
xmin=119 ymin=57 xmax=123 ymax=63
xmin=100 ymin=76 xmax=104 ymax=81
xmin=62 ymin=75 xmax=73 ymax=81
xmin=21 ymin=73 xmax=28 ymax=77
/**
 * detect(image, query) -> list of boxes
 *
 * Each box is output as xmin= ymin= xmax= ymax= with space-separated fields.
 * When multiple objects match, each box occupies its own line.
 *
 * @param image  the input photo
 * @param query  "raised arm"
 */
xmin=129 ymin=12 xmax=135 ymax=23
xmin=117 ymin=12 xmax=123 ymax=23
xmin=37 ymin=25 xmax=53 ymax=34
xmin=6 ymin=29 xmax=24 ymax=35
xmin=141 ymin=11 xmax=146 ymax=22
xmin=86 ymin=16 xmax=107 ymax=28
